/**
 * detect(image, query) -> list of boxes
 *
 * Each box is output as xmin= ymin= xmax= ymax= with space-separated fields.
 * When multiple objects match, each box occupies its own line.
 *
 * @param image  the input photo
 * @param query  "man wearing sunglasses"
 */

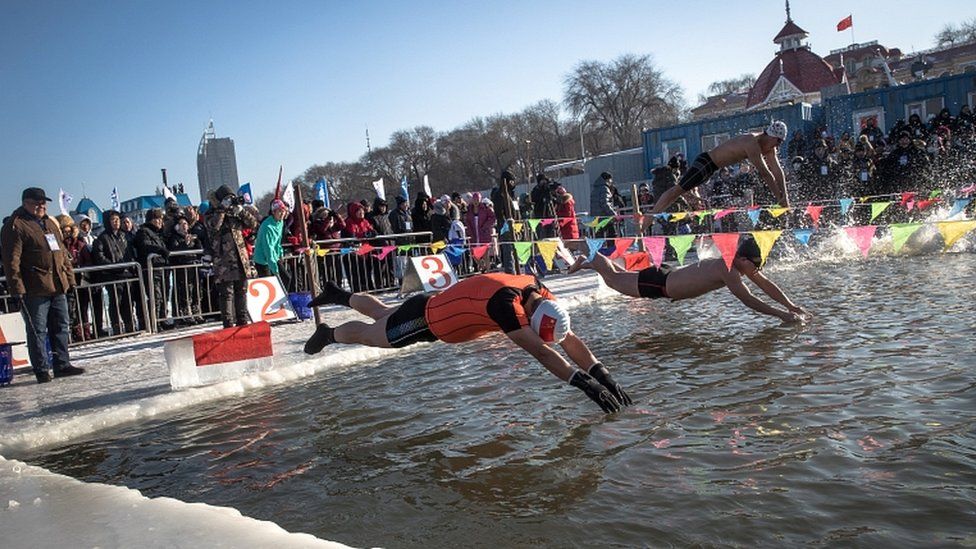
xmin=643 ymin=120 xmax=791 ymax=220
xmin=568 ymin=236 xmax=808 ymax=324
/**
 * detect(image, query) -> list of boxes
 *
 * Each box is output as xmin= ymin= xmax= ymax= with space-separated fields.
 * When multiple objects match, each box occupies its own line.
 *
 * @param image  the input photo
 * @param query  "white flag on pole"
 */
xmin=162 ymin=184 xmax=177 ymax=202
xmin=372 ymin=178 xmax=386 ymax=201
xmin=281 ymin=179 xmax=296 ymax=212
xmin=58 ymin=188 xmax=72 ymax=216
xmin=423 ymin=174 xmax=432 ymax=197
xmin=110 ymin=187 xmax=120 ymax=210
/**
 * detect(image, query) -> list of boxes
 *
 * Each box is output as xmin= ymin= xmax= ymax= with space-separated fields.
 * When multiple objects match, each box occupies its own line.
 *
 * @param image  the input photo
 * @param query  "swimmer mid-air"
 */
xmin=642 ymin=120 xmax=791 ymax=223
xmin=568 ymin=237 xmax=809 ymax=323
xmin=303 ymin=273 xmax=632 ymax=413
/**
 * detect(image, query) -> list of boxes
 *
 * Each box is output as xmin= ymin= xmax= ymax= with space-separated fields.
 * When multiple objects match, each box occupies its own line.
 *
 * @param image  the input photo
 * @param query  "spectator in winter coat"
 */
xmin=555 ymin=185 xmax=579 ymax=241
xmin=411 ymin=192 xmax=432 ymax=233
xmin=590 ymin=172 xmax=620 ymax=238
xmin=77 ymin=215 xmax=95 ymax=248
xmin=133 ymin=208 xmax=170 ymax=330
xmin=252 ymin=200 xmax=288 ymax=278
xmin=208 ymin=185 xmax=258 ymax=328
xmin=166 ymin=214 xmax=204 ymax=324
xmin=389 ymin=196 xmax=413 ymax=241
xmin=0 ymin=187 xmax=83 ymax=382
xmin=491 ymin=170 xmax=519 ymax=273
xmin=464 ymin=192 xmax=496 ymax=245
xmin=430 ymin=201 xmax=452 ymax=243
xmin=342 ymin=201 xmax=376 ymax=292
xmin=367 ymin=197 xmax=395 ymax=288
xmin=91 ymin=210 xmax=137 ymax=333
xmin=859 ymin=118 xmax=885 ymax=148
xmin=58 ymin=214 xmax=103 ymax=338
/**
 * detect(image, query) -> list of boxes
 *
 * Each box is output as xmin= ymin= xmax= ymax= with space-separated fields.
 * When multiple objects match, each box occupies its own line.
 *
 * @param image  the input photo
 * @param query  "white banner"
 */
xmin=372 ymin=178 xmax=386 ymax=201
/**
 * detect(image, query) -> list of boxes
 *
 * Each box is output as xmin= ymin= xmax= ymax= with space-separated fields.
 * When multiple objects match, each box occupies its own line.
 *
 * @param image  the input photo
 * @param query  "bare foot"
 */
xmin=567 ymin=256 xmax=588 ymax=274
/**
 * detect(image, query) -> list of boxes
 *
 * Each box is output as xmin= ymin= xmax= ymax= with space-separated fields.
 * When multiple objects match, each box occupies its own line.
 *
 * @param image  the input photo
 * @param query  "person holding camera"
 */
xmin=207 ymin=185 xmax=258 ymax=328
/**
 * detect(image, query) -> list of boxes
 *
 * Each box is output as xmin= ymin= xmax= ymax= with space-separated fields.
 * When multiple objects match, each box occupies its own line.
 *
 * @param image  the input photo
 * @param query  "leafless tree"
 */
xmin=564 ymin=53 xmax=685 ymax=150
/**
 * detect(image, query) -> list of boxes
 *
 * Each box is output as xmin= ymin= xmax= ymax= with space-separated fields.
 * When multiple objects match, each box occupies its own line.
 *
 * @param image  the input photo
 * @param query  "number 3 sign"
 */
xmin=400 ymin=253 xmax=458 ymax=295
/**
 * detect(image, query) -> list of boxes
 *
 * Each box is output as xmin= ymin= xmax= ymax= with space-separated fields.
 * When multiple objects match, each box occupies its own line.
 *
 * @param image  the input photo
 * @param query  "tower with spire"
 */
xmin=196 ymin=119 xmax=240 ymax=203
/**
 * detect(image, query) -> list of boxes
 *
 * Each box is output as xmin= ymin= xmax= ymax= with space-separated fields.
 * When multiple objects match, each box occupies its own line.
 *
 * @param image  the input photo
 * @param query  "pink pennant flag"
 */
xmin=714 ymin=208 xmax=735 ymax=220
xmin=610 ymin=238 xmax=634 ymax=259
xmin=711 ymin=232 xmax=740 ymax=271
xmin=539 ymin=218 xmax=555 ymax=226
xmin=471 ymin=243 xmax=491 ymax=260
xmin=642 ymin=237 xmax=666 ymax=268
xmin=356 ymin=243 xmax=375 ymax=255
xmin=558 ymin=218 xmax=575 ymax=226
xmin=899 ymin=192 xmax=916 ymax=207
xmin=804 ymin=204 xmax=824 ymax=228
xmin=614 ymin=215 xmax=627 ymax=221
xmin=961 ymin=184 xmax=976 ymax=195
xmin=374 ymin=245 xmax=396 ymax=260
xmin=844 ymin=225 xmax=877 ymax=257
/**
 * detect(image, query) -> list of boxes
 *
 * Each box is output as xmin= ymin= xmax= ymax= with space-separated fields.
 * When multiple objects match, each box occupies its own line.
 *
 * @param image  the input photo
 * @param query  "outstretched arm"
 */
xmin=746 ymin=270 xmax=809 ymax=316
xmin=723 ymin=271 xmax=800 ymax=322
xmin=748 ymin=147 xmax=787 ymax=207
xmin=764 ymin=151 xmax=790 ymax=207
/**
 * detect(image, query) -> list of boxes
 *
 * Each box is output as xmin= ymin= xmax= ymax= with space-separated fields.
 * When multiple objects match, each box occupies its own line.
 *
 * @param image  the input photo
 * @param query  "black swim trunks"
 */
xmin=678 ymin=152 xmax=719 ymax=191
xmin=637 ymin=265 xmax=672 ymax=299
xmin=386 ymin=293 xmax=439 ymax=348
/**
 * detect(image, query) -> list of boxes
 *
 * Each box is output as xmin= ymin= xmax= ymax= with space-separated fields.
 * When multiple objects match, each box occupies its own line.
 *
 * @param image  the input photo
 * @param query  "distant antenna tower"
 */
xmin=365 ymin=124 xmax=372 ymax=155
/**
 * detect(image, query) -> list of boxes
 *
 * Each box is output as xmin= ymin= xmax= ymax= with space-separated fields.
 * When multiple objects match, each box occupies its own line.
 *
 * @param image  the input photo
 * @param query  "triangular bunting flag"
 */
xmin=900 ymin=192 xmax=916 ymax=209
xmin=643 ymin=237 xmax=666 ymax=268
xmin=714 ymin=208 xmax=735 ymax=220
xmin=396 ymin=244 xmax=415 ymax=252
xmin=443 ymin=245 xmax=465 ymax=264
xmin=746 ymin=209 xmax=761 ymax=226
xmin=929 ymin=190 xmax=942 ymax=199
xmin=839 ymin=198 xmax=854 ymax=217
xmin=696 ymin=211 xmax=710 ymax=224
xmin=890 ymin=223 xmax=923 ymax=253
xmin=586 ymin=239 xmax=605 ymax=261
xmin=804 ymin=204 xmax=823 ymax=228
xmin=527 ymin=219 xmax=541 ymax=232
xmin=536 ymin=241 xmax=558 ymax=270
xmin=513 ymin=242 xmax=533 ymax=264
xmin=539 ymin=218 xmax=555 ymax=226
xmin=711 ymin=233 xmax=740 ymax=271
xmin=513 ymin=222 xmax=524 ymax=234
xmin=948 ymin=198 xmax=971 ymax=218
xmin=596 ymin=217 xmax=614 ymax=230
xmin=936 ymin=220 xmax=976 ymax=250
xmin=844 ymin=225 xmax=877 ymax=257
xmin=499 ymin=221 xmax=510 ymax=235
xmin=610 ymin=238 xmax=634 ymax=259
xmin=340 ymin=248 xmax=354 ymax=255
xmin=585 ymin=217 xmax=601 ymax=228
xmin=375 ymin=246 xmax=396 ymax=260
xmin=472 ymin=244 xmax=491 ymax=260
xmin=668 ymin=235 xmax=695 ymax=266
xmin=431 ymin=240 xmax=447 ymax=253
xmin=316 ymin=248 xmax=328 ymax=257
xmin=768 ymin=207 xmax=790 ymax=218
xmin=750 ymin=230 xmax=782 ymax=265
xmin=792 ymin=228 xmax=813 ymax=246
xmin=356 ymin=243 xmax=375 ymax=256
xmin=670 ymin=212 xmax=688 ymax=221
xmin=870 ymin=201 xmax=890 ymax=222
xmin=916 ymin=198 xmax=936 ymax=210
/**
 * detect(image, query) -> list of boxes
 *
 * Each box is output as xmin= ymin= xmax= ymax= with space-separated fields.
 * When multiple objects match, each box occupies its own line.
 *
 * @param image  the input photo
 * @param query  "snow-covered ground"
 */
xmin=0 ymin=272 xmax=611 ymax=548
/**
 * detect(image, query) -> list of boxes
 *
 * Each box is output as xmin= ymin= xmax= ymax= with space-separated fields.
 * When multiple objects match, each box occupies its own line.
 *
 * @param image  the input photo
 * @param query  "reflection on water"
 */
xmin=32 ymin=254 xmax=976 ymax=547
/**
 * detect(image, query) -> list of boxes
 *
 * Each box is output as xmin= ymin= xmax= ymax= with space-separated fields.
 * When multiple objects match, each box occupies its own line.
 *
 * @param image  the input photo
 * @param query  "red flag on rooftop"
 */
xmin=837 ymin=15 xmax=853 ymax=32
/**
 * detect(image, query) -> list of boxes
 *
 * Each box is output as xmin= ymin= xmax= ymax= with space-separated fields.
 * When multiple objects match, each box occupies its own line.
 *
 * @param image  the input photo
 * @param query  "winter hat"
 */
xmin=271 ymin=199 xmax=288 ymax=211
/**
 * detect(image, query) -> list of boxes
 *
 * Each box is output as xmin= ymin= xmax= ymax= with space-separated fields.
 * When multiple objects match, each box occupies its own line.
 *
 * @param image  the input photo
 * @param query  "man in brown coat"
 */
xmin=1 ymin=188 xmax=85 ymax=383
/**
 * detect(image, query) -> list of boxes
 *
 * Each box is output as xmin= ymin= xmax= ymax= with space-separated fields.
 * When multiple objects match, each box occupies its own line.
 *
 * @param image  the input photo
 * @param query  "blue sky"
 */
xmin=0 ymin=0 xmax=967 ymax=210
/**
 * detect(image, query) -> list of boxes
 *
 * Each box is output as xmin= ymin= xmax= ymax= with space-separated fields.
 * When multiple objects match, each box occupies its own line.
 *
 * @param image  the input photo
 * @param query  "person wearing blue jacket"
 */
xmin=253 ymin=199 xmax=288 ymax=281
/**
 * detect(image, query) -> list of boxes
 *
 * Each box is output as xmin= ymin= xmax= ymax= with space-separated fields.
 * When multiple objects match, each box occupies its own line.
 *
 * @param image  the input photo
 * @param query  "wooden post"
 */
xmin=293 ymin=185 xmax=321 ymax=324
xmin=633 ymin=183 xmax=645 ymax=251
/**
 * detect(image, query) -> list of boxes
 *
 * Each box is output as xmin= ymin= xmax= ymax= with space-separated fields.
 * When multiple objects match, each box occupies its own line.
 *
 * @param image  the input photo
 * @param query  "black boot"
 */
xmin=304 ymin=324 xmax=335 ymax=354
xmin=310 ymin=281 xmax=352 ymax=308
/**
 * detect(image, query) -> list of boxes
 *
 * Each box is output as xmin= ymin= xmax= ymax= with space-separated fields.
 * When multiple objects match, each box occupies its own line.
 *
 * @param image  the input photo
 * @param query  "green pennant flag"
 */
xmin=396 ymin=244 xmax=415 ymax=252
xmin=596 ymin=217 xmax=615 ymax=230
xmin=870 ymin=201 xmax=891 ymax=222
xmin=514 ymin=242 xmax=533 ymax=264
xmin=890 ymin=223 xmax=923 ymax=253
xmin=929 ymin=189 xmax=942 ymax=199
xmin=668 ymin=234 xmax=696 ymax=265
xmin=696 ymin=210 xmax=710 ymax=224
xmin=527 ymin=218 xmax=541 ymax=232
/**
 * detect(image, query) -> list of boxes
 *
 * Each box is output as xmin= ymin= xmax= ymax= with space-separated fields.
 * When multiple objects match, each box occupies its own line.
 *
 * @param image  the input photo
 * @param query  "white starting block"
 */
xmin=165 ymin=321 xmax=274 ymax=389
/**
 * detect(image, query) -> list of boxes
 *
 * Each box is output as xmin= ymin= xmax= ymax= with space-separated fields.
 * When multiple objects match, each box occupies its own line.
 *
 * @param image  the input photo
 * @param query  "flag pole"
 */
xmin=850 ymin=12 xmax=855 ymax=46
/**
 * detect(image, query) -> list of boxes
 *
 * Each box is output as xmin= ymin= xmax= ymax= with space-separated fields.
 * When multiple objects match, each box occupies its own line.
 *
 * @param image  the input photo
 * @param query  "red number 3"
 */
xmin=421 ymin=256 xmax=452 ymax=289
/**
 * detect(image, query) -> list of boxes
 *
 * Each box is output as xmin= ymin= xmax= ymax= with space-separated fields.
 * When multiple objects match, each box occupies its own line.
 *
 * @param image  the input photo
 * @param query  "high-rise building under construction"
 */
xmin=196 ymin=119 xmax=239 ymax=202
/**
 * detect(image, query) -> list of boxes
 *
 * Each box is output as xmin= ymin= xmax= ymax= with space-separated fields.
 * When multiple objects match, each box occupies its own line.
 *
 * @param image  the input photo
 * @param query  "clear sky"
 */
xmin=0 ymin=0 xmax=967 ymax=210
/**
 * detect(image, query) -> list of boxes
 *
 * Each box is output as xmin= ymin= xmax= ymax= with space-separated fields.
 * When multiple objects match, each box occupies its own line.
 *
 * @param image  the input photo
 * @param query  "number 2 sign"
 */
xmin=400 ymin=253 xmax=458 ymax=295
xmin=246 ymin=276 xmax=297 ymax=323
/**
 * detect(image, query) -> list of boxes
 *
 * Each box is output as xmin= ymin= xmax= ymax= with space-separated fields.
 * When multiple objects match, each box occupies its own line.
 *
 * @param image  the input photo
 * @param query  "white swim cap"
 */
xmin=530 ymin=299 xmax=571 ymax=344
xmin=765 ymin=120 xmax=788 ymax=141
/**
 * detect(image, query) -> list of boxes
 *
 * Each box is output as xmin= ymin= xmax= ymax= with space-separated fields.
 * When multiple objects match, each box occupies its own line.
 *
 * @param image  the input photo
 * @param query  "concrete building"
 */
xmin=196 ymin=120 xmax=240 ymax=203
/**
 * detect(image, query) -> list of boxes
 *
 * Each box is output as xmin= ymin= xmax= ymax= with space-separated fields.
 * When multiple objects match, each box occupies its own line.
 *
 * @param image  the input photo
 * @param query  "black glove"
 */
xmin=588 ymin=363 xmax=633 ymax=406
xmin=569 ymin=371 xmax=621 ymax=414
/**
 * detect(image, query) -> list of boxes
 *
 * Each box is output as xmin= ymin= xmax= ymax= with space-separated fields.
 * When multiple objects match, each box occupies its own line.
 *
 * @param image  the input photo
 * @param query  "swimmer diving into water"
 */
xmin=569 ymin=237 xmax=809 ymax=323
xmin=641 ymin=120 xmax=790 ymax=224
xmin=303 ymin=272 xmax=631 ymax=413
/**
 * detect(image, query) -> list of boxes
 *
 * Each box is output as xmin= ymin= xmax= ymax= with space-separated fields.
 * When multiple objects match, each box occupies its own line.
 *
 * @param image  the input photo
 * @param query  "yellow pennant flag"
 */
xmin=585 ymin=217 xmax=601 ymax=228
xmin=431 ymin=240 xmax=447 ymax=253
xmin=316 ymin=248 xmax=329 ymax=257
xmin=536 ymin=241 xmax=559 ymax=270
xmin=513 ymin=222 xmax=524 ymax=234
xmin=768 ymin=207 xmax=790 ymax=218
xmin=750 ymin=230 xmax=783 ymax=265
xmin=936 ymin=220 xmax=976 ymax=250
xmin=670 ymin=212 xmax=688 ymax=221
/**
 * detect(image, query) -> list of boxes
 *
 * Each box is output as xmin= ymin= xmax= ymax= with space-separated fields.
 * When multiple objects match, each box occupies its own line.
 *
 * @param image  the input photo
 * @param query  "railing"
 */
xmin=146 ymin=250 xmax=222 ymax=333
xmin=0 ymin=262 xmax=151 ymax=346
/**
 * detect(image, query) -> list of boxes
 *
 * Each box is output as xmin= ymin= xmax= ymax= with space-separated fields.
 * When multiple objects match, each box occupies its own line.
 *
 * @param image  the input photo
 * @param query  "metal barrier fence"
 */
xmin=0 ymin=262 xmax=151 ymax=346
xmin=146 ymin=250 xmax=223 ymax=333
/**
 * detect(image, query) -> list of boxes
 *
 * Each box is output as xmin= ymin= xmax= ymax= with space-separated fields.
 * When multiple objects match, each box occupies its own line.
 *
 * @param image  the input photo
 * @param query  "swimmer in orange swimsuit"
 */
xmin=303 ymin=273 xmax=631 ymax=413
xmin=568 ymin=237 xmax=810 ymax=323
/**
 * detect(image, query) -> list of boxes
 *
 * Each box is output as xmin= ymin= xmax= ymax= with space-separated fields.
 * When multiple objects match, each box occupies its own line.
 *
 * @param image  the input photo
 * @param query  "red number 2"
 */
xmin=421 ymin=256 xmax=452 ymax=289
xmin=249 ymin=279 xmax=288 ymax=320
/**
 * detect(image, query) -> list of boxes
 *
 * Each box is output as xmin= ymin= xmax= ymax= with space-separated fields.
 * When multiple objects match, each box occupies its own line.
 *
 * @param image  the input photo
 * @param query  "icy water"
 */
xmin=30 ymin=253 xmax=976 ymax=547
